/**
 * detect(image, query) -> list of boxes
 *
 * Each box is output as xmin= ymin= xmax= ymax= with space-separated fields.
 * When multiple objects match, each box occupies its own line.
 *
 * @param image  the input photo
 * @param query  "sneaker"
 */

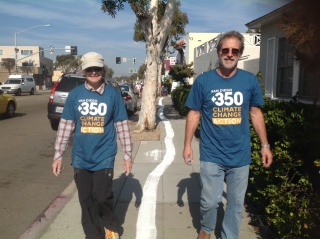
xmin=104 ymin=228 xmax=119 ymax=239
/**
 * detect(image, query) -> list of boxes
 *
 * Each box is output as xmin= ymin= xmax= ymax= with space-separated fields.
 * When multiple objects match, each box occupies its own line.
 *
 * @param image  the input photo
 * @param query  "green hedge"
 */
xmin=248 ymin=97 xmax=320 ymax=239
xmin=171 ymin=86 xmax=191 ymax=116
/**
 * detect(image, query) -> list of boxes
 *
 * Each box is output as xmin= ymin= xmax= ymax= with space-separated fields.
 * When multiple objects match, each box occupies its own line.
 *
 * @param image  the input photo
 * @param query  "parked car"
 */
xmin=119 ymin=83 xmax=138 ymax=115
xmin=0 ymin=89 xmax=17 ymax=118
xmin=47 ymin=73 xmax=125 ymax=130
xmin=0 ymin=74 xmax=36 ymax=96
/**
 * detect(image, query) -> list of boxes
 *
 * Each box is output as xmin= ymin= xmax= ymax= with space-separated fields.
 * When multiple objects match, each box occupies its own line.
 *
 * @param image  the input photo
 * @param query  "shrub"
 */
xmin=171 ymin=86 xmax=190 ymax=116
xmin=247 ymin=97 xmax=320 ymax=238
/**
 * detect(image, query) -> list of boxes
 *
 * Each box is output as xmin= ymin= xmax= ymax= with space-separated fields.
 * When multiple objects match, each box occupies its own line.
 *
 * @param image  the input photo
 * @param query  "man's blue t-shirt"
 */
xmin=61 ymin=83 xmax=128 ymax=171
xmin=185 ymin=69 xmax=264 ymax=167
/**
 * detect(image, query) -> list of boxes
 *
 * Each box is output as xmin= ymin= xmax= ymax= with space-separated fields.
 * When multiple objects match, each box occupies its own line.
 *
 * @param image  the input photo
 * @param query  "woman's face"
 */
xmin=83 ymin=67 xmax=104 ymax=87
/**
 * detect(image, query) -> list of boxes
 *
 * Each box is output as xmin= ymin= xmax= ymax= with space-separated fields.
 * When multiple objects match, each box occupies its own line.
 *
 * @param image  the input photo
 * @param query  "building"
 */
xmin=0 ymin=45 xmax=53 ymax=89
xmin=246 ymin=3 xmax=319 ymax=103
xmin=193 ymin=33 xmax=261 ymax=79
xmin=174 ymin=33 xmax=220 ymax=84
xmin=174 ymin=32 xmax=261 ymax=84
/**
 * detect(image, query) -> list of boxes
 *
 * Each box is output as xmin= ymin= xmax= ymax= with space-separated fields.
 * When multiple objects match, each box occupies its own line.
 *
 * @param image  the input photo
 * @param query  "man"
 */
xmin=52 ymin=52 xmax=133 ymax=239
xmin=183 ymin=31 xmax=273 ymax=239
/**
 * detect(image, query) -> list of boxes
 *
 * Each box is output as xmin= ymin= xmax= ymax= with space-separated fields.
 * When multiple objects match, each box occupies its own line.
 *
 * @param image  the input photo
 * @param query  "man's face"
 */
xmin=218 ymin=38 xmax=242 ymax=71
xmin=83 ymin=67 xmax=104 ymax=85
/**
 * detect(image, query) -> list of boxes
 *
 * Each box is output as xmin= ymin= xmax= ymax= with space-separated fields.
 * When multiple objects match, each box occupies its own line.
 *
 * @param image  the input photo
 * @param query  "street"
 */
xmin=0 ymin=92 xmax=74 ymax=239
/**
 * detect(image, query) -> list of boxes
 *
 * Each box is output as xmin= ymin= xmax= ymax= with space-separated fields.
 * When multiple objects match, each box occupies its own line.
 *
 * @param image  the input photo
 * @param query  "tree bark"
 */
xmin=135 ymin=0 xmax=176 ymax=131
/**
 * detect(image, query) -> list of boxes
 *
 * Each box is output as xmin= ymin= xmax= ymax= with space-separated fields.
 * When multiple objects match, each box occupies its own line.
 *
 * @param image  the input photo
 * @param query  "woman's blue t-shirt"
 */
xmin=61 ymin=83 xmax=128 ymax=171
xmin=185 ymin=69 xmax=264 ymax=167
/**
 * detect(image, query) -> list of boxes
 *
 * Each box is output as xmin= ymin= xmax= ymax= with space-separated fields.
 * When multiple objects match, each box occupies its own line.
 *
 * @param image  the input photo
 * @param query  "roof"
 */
xmin=245 ymin=2 xmax=293 ymax=29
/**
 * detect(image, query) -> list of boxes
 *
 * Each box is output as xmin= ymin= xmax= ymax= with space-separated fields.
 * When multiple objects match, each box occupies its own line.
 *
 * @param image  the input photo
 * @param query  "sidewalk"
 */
xmin=20 ymin=96 xmax=259 ymax=239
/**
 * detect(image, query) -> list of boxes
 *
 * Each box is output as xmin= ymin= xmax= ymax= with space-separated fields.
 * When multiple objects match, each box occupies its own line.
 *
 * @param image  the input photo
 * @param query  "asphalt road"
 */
xmin=0 ymin=91 xmax=74 ymax=239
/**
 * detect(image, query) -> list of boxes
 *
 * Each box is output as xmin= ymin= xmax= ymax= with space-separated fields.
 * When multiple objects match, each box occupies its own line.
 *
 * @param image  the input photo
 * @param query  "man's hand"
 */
xmin=261 ymin=148 xmax=273 ymax=168
xmin=52 ymin=160 xmax=63 ymax=177
xmin=123 ymin=160 xmax=133 ymax=176
xmin=183 ymin=146 xmax=193 ymax=165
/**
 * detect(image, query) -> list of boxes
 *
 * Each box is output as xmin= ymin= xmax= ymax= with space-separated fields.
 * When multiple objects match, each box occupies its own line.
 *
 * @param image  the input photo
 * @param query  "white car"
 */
xmin=0 ymin=75 xmax=36 ymax=96
xmin=119 ymin=83 xmax=138 ymax=115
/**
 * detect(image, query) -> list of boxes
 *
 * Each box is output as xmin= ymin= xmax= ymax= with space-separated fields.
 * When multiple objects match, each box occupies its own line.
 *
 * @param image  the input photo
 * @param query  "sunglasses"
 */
xmin=85 ymin=67 xmax=103 ymax=72
xmin=221 ymin=48 xmax=240 ymax=57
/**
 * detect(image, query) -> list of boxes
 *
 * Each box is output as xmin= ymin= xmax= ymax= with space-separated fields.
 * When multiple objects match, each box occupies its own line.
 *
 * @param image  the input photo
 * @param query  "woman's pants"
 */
xmin=74 ymin=168 xmax=119 ymax=239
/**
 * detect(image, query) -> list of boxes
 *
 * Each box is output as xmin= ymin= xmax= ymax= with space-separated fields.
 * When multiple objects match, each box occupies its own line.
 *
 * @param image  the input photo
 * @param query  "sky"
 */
xmin=0 ymin=0 xmax=291 ymax=77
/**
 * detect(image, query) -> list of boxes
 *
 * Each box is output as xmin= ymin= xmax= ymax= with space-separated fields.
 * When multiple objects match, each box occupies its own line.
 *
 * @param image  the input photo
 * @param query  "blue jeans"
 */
xmin=200 ymin=161 xmax=249 ymax=239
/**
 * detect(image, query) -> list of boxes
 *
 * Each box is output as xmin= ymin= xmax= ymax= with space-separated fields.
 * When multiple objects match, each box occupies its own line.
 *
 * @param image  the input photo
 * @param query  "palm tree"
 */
xmin=2 ymin=58 xmax=15 ymax=75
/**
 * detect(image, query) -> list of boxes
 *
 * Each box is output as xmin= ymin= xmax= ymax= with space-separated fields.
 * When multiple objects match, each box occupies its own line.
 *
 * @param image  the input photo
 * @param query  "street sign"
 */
xmin=169 ymin=57 xmax=177 ymax=66
xmin=65 ymin=46 xmax=71 ymax=53
xmin=123 ymin=57 xmax=127 ymax=62
xmin=129 ymin=68 xmax=137 ymax=74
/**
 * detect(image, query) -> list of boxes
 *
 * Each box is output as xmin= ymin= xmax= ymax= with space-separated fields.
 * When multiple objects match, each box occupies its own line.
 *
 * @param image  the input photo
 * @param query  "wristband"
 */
xmin=261 ymin=144 xmax=270 ymax=149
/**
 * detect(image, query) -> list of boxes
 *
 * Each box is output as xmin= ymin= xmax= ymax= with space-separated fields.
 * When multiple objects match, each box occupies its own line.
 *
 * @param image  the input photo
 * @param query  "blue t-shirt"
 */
xmin=61 ymin=83 xmax=128 ymax=171
xmin=185 ymin=69 xmax=264 ymax=167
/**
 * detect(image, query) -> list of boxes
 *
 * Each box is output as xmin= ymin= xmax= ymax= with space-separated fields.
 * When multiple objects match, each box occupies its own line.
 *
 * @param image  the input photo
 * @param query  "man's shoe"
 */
xmin=105 ymin=228 xmax=119 ymax=239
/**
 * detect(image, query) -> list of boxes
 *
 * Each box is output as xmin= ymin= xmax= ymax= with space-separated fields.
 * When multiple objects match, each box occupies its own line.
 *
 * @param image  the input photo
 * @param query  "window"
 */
xmin=0 ymin=50 xmax=3 ymax=55
xmin=299 ymin=69 xmax=320 ymax=102
xmin=276 ymin=38 xmax=294 ymax=97
xmin=197 ymin=44 xmax=205 ymax=57
xmin=208 ymin=38 xmax=218 ymax=52
xmin=21 ymin=50 xmax=33 ymax=55
xmin=254 ymin=34 xmax=261 ymax=46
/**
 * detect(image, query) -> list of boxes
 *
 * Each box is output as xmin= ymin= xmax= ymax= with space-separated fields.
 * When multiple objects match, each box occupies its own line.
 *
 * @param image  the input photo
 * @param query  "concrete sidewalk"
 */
xmin=20 ymin=96 xmax=258 ymax=239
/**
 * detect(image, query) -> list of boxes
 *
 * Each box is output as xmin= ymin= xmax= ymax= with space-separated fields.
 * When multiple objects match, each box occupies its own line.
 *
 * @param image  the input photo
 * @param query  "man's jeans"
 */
xmin=200 ymin=161 xmax=249 ymax=239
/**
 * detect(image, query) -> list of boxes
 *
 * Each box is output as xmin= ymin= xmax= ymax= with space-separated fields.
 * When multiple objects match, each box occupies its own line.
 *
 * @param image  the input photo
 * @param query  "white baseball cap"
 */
xmin=81 ymin=52 xmax=104 ymax=70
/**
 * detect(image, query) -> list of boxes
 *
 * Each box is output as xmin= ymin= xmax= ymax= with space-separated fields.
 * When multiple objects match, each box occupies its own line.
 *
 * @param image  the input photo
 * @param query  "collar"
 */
xmin=85 ymin=81 xmax=105 ymax=95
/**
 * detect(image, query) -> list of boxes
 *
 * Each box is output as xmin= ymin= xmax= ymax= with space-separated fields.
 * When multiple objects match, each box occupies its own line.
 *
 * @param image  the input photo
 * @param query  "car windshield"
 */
xmin=4 ymin=79 xmax=22 ymax=84
xmin=120 ymin=85 xmax=129 ymax=92
xmin=56 ymin=76 xmax=86 ymax=92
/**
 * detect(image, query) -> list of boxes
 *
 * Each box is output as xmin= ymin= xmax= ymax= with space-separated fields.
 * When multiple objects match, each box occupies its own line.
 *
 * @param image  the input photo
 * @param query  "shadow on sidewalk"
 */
xmin=176 ymin=172 xmax=225 ymax=238
xmin=113 ymin=173 xmax=143 ymax=235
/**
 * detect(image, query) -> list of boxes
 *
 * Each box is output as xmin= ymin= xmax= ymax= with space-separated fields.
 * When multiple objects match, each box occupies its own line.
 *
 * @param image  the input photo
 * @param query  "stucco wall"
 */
xmin=193 ymin=36 xmax=260 ymax=81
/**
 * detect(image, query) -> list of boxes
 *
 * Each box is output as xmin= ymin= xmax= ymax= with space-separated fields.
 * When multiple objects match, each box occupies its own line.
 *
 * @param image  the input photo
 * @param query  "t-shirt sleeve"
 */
xmin=113 ymin=88 xmax=128 ymax=122
xmin=185 ymin=77 xmax=202 ymax=111
xmin=250 ymin=76 xmax=264 ymax=107
xmin=61 ymin=90 xmax=76 ymax=121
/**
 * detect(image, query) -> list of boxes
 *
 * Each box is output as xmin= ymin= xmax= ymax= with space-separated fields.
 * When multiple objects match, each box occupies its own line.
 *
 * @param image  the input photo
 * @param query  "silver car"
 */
xmin=119 ymin=83 xmax=138 ymax=115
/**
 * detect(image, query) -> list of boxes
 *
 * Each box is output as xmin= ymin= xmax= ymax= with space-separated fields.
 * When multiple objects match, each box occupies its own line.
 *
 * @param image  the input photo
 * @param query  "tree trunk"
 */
xmin=135 ymin=0 xmax=176 ymax=131
xmin=136 ymin=44 xmax=158 ymax=131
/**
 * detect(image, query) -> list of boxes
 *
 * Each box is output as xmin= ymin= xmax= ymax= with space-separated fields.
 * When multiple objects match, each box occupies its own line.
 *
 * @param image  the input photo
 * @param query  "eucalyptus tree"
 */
xmin=133 ymin=1 xmax=188 ymax=96
xmin=101 ymin=0 xmax=180 ymax=131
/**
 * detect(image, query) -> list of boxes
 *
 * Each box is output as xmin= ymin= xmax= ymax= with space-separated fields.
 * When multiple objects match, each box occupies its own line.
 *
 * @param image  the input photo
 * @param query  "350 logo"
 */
xmin=211 ymin=92 xmax=243 ymax=106
xmin=78 ymin=102 xmax=107 ymax=116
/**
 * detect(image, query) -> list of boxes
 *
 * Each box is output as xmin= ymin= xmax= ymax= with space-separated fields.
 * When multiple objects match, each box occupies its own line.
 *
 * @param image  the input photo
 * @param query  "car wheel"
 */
xmin=50 ymin=122 xmax=59 ymax=131
xmin=30 ymin=88 xmax=34 ymax=95
xmin=15 ymin=89 xmax=22 ymax=96
xmin=6 ymin=101 xmax=15 ymax=118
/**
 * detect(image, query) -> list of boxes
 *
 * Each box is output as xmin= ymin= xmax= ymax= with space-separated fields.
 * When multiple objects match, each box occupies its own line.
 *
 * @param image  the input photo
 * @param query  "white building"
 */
xmin=174 ymin=33 xmax=220 ymax=84
xmin=174 ymin=32 xmax=261 ymax=84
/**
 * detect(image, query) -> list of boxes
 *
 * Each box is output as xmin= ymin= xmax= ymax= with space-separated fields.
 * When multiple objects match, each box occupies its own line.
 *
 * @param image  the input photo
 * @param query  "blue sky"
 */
xmin=0 ymin=0 xmax=290 ymax=76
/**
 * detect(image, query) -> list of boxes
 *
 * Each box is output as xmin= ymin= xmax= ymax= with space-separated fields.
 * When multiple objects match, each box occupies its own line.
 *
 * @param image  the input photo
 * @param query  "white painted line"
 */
xmin=135 ymin=97 xmax=176 ymax=239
